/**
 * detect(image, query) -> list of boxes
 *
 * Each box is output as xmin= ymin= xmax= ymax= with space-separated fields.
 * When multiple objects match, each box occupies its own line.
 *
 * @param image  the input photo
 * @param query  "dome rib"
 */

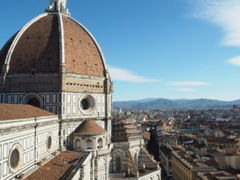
xmin=0 ymin=33 xmax=18 ymax=74
xmin=58 ymin=13 xmax=66 ymax=68
xmin=3 ymin=14 xmax=48 ymax=74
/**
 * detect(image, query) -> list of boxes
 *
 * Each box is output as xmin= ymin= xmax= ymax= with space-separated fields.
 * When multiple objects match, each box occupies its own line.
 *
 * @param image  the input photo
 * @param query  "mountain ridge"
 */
xmin=113 ymin=98 xmax=240 ymax=109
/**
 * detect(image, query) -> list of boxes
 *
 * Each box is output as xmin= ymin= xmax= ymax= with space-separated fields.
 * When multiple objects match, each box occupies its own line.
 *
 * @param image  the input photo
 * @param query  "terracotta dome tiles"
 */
xmin=8 ymin=15 xmax=60 ymax=74
xmin=62 ymin=16 xmax=105 ymax=77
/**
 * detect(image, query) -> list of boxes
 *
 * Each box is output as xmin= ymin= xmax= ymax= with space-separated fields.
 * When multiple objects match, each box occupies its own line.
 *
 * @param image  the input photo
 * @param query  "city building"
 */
xmin=171 ymin=148 xmax=216 ymax=180
xmin=110 ymin=117 xmax=161 ymax=179
xmin=198 ymin=171 xmax=237 ymax=180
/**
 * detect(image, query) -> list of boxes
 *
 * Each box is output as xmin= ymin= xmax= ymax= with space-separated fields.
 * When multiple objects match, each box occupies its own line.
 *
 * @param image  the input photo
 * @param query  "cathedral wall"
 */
xmin=91 ymin=149 xmax=111 ymax=180
xmin=137 ymin=170 xmax=161 ymax=180
xmin=2 ymin=74 xmax=60 ymax=92
xmin=107 ymin=94 xmax=112 ymax=117
xmin=35 ymin=123 xmax=59 ymax=161
xmin=62 ymin=75 xmax=105 ymax=93
xmin=61 ymin=92 xmax=106 ymax=119
xmin=0 ymin=91 xmax=112 ymax=152
xmin=96 ymin=157 xmax=108 ymax=180
xmin=0 ymin=91 xmax=111 ymax=119
xmin=0 ymin=92 xmax=60 ymax=114
xmin=59 ymin=91 xmax=112 ymax=150
xmin=110 ymin=148 xmax=127 ymax=173
xmin=0 ymin=116 xmax=59 ymax=180
xmin=0 ymin=127 xmax=35 ymax=180
xmin=81 ymin=152 xmax=92 ymax=180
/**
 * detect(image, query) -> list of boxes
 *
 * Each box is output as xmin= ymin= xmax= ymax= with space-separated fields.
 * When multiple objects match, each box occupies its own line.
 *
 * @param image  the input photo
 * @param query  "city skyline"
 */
xmin=0 ymin=0 xmax=240 ymax=101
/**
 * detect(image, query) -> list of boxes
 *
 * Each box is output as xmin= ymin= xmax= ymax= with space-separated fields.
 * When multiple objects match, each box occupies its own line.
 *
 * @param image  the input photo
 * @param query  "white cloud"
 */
xmin=169 ymin=81 xmax=211 ymax=86
xmin=227 ymin=56 xmax=240 ymax=66
xmin=108 ymin=66 xmax=158 ymax=83
xmin=190 ymin=0 xmax=240 ymax=47
xmin=176 ymin=88 xmax=196 ymax=92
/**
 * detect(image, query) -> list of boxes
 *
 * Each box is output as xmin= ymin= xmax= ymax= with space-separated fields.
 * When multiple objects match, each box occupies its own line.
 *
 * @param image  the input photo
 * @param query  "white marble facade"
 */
xmin=73 ymin=133 xmax=111 ymax=180
xmin=0 ymin=91 xmax=112 ymax=180
xmin=0 ymin=115 xmax=59 ymax=180
xmin=0 ymin=92 xmax=111 ymax=119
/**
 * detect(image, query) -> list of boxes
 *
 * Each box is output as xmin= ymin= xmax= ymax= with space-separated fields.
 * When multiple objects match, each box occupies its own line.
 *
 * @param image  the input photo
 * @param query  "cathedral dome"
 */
xmin=0 ymin=3 xmax=106 ymax=77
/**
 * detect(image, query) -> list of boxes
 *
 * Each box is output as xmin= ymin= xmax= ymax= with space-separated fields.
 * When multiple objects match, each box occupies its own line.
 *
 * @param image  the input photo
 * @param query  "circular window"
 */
xmin=47 ymin=136 xmax=52 ymax=150
xmin=79 ymin=95 xmax=95 ymax=114
xmin=21 ymin=93 xmax=43 ymax=108
xmin=10 ymin=149 xmax=20 ymax=169
xmin=9 ymin=144 xmax=22 ymax=172
xmin=81 ymin=99 xmax=90 ymax=110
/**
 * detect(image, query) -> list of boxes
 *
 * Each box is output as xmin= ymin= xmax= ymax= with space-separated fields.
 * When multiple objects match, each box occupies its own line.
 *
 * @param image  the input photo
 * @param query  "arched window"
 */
xmin=21 ymin=94 xmax=43 ymax=109
xmin=47 ymin=136 xmax=52 ymax=150
xmin=134 ymin=153 xmax=138 ymax=164
xmin=105 ymin=137 xmax=108 ymax=145
xmin=97 ymin=138 xmax=103 ymax=148
xmin=75 ymin=139 xmax=81 ymax=150
xmin=27 ymin=98 xmax=40 ymax=108
xmin=116 ymin=156 xmax=121 ymax=172
xmin=86 ymin=139 xmax=92 ymax=149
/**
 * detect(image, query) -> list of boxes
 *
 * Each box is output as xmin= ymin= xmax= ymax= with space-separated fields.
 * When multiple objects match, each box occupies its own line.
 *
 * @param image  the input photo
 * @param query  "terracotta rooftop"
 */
xmin=200 ymin=171 xmax=236 ymax=180
xmin=0 ymin=104 xmax=55 ymax=121
xmin=206 ymin=137 xmax=236 ymax=144
xmin=25 ymin=151 xmax=89 ymax=180
xmin=74 ymin=120 xmax=107 ymax=135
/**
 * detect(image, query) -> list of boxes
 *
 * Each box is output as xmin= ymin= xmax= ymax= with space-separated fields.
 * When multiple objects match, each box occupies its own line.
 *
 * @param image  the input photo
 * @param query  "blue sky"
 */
xmin=1 ymin=0 xmax=240 ymax=101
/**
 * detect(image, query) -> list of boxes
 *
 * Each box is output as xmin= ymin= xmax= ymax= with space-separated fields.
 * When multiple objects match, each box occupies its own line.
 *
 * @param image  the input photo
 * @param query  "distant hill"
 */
xmin=113 ymin=98 xmax=240 ymax=110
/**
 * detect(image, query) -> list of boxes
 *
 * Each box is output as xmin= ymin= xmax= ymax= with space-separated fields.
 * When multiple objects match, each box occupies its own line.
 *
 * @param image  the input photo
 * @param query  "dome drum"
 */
xmin=1 ymin=74 xmax=60 ymax=92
